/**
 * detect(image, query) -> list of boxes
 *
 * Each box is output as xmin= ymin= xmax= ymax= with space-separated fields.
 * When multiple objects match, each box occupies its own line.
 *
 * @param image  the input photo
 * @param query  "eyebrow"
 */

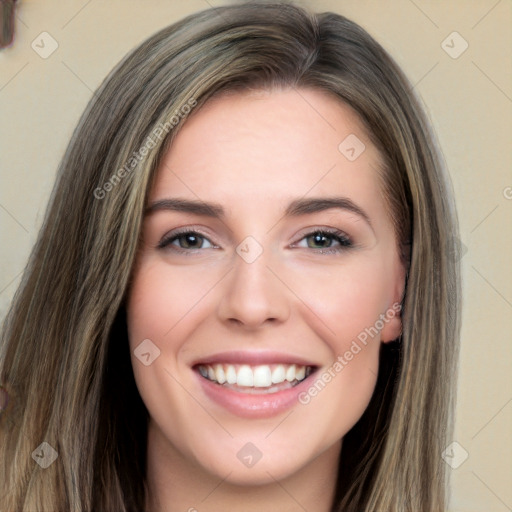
xmin=145 ymin=198 xmax=224 ymax=217
xmin=145 ymin=196 xmax=374 ymax=231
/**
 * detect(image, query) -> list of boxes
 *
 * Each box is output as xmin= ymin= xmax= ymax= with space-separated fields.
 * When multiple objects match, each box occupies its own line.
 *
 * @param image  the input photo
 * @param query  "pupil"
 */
xmin=183 ymin=234 xmax=200 ymax=248
xmin=310 ymin=233 xmax=331 ymax=248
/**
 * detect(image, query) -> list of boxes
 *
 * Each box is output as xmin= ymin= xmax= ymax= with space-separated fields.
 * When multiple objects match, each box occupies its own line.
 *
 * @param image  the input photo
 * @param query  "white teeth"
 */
xmin=214 ymin=364 xmax=226 ymax=384
xmin=237 ymin=365 xmax=253 ymax=387
xmin=253 ymin=365 xmax=272 ymax=387
xmin=198 ymin=363 xmax=312 ymax=388
xmin=271 ymin=365 xmax=286 ymax=384
xmin=285 ymin=364 xmax=296 ymax=382
xmin=226 ymin=365 xmax=237 ymax=384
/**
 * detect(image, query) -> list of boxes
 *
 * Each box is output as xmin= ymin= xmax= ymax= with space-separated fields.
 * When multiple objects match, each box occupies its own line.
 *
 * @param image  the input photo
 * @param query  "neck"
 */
xmin=145 ymin=421 xmax=341 ymax=512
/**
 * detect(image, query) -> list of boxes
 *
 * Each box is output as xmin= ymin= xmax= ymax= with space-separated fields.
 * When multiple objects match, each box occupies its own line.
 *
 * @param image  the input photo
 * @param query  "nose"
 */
xmin=217 ymin=248 xmax=290 ymax=329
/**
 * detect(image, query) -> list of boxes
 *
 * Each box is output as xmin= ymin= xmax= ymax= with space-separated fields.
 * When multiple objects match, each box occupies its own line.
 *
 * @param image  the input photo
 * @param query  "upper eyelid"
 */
xmin=158 ymin=227 xmax=217 ymax=248
xmin=293 ymin=226 xmax=351 ymax=239
xmin=161 ymin=225 xmax=215 ymax=239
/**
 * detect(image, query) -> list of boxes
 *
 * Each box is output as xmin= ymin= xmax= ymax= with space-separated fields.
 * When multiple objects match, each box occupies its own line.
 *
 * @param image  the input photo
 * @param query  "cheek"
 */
xmin=126 ymin=258 xmax=224 ymax=415
xmin=276 ymin=257 xmax=390 ymax=435
xmin=288 ymin=255 xmax=391 ymax=353
xmin=126 ymin=258 xmax=220 ymax=348
xmin=126 ymin=260 xmax=221 ymax=451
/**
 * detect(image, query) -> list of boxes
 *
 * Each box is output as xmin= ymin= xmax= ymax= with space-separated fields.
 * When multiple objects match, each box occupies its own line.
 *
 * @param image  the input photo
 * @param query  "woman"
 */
xmin=0 ymin=2 xmax=461 ymax=511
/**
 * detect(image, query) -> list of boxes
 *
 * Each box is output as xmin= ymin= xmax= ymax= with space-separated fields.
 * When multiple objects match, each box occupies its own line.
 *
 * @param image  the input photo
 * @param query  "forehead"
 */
xmin=151 ymin=88 xmax=385 ymax=219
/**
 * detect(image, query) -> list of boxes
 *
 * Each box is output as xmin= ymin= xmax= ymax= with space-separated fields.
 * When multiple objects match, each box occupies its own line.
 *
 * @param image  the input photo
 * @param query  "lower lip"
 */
xmin=195 ymin=370 xmax=315 ymax=418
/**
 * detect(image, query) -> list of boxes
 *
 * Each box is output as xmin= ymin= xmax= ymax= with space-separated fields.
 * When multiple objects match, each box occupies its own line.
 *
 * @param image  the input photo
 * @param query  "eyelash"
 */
xmin=292 ymin=228 xmax=353 ymax=254
xmin=157 ymin=227 xmax=353 ymax=255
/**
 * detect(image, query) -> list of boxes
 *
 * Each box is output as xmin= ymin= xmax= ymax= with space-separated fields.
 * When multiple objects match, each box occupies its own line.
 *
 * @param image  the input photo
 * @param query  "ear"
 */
xmin=380 ymin=300 xmax=403 ymax=343
xmin=380 ymin=256 xmax=407 ymax=343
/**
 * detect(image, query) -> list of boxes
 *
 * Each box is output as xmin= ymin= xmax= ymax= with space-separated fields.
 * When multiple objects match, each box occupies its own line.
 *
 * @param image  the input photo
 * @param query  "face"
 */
xmin=126 ymin=88 xmax=405 ymax=485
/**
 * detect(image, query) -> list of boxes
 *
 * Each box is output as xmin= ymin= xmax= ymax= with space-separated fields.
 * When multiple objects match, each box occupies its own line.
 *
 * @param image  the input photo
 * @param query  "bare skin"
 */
xmin=127 ymin=88 xmax=405 ymax=511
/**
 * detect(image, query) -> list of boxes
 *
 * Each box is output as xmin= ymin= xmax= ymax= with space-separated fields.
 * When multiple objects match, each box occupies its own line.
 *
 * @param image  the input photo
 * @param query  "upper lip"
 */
xmin=191 ymin=350 xmax=320 ymax=368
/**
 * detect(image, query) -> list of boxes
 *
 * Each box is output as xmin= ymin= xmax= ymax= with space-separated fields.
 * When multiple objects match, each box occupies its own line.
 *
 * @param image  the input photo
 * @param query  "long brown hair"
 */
xmin=0 ymin=2 xmax=461 ymax=510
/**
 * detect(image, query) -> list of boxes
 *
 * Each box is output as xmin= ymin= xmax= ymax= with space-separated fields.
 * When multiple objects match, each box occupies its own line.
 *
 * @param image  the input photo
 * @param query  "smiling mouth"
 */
xmin=195 ymin=363 xmax=315 ymax=394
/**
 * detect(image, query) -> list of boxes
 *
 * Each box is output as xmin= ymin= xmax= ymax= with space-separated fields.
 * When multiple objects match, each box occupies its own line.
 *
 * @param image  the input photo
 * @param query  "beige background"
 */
xmin=0 ymin=1 xmax=511 ymax=510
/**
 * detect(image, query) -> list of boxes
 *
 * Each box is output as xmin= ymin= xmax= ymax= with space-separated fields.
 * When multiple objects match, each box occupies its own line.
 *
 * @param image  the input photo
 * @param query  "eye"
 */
xmin=157 ymin=230 xmax=215 ymax=252
xmin=293 ymin=229 xmax=352 ymax=254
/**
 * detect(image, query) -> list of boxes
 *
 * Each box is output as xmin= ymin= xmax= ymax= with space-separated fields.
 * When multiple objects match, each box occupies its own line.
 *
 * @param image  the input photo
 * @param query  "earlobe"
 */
xmin=380 ymin=260 xmax=407 ymax=343
xmin=380 ymin=307 xmax=403 ymax=343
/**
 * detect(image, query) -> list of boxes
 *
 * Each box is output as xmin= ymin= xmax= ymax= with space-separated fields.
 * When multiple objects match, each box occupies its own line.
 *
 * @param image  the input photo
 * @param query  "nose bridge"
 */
xmin=217 ymin=239 xmax=289 ymax=327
